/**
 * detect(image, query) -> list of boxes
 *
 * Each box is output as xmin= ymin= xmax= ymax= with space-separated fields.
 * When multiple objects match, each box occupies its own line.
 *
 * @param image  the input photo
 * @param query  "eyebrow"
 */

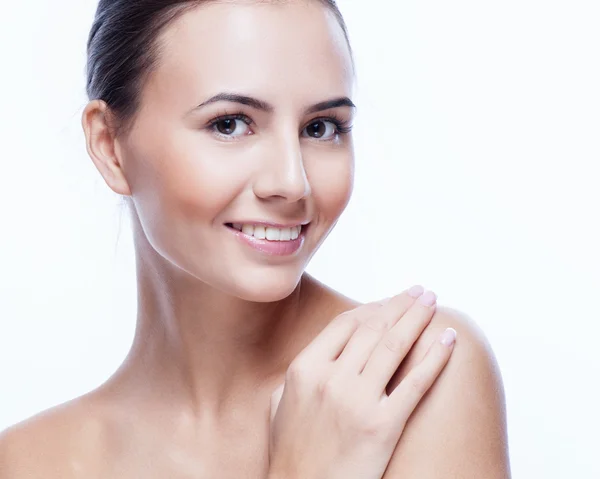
xmin=194 ymin=92 xmax=356 ymax=114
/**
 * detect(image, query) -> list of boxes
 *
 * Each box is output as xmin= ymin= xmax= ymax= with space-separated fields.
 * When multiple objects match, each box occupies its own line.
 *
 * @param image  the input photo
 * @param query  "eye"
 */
xmin=214 ymin=118 xmax=250 ymax=136
xmin=208 ymin=115 xmax=253 ymax=138
xmin=303 ymin=120 xmax=338 ymax=140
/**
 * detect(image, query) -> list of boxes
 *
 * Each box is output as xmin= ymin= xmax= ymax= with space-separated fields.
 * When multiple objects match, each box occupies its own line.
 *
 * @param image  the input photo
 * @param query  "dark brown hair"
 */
xmin=86 ymin=0 xmax=353 ymax=135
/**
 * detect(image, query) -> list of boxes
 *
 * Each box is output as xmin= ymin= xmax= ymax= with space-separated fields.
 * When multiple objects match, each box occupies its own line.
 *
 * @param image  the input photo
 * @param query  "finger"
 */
xmin=296 ymin=301 xmax=382 ymax=364
xmin=361 ymin=291 xmax=437 ymax=393
xmin=384 ymin=327 xmax=456 ymax=428
xmin=334 ymin=290 xmax=422 ymax=376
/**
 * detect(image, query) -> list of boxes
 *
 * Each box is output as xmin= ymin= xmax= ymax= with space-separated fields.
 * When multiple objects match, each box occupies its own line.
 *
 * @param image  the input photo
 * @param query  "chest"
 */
xmin=104 ymin=420 xmax=271 ymax=479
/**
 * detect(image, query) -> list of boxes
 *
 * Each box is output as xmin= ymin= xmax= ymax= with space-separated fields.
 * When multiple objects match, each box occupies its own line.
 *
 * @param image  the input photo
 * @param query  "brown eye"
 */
xmin=211 ymin=117 xmax=252 ymax=137
xmin=306 ymin=121 xmax=326 ymax=138
xmin=216 ymin=119 xmax=236 ymax=135
xmin=303 ymin=120 xmax=338 ymax=140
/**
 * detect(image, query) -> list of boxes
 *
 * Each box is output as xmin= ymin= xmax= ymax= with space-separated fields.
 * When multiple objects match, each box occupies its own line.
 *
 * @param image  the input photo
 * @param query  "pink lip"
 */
xmin=225 ymin=224 xmax=307 ymax=256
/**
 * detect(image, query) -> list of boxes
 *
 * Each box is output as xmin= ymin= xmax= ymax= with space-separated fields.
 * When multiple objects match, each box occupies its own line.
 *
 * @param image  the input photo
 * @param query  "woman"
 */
xmin=0 ymin=0 xmax=510 ymax=477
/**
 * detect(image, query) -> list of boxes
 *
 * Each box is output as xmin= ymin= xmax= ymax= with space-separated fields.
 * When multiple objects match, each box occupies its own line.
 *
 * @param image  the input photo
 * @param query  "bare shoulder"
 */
xmin=0 ymin=395 xmax=110 ymax=479
xmin=384 ymin=304 xmax=511 ymax=478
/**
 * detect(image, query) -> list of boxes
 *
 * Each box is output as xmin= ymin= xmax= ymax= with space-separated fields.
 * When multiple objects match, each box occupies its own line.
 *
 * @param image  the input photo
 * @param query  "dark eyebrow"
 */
xmin=193 ymin=93 xmax=356 ymax=115
xmin=196 ymin=93 xmax=274 ymax=113
xmin=305 ymin=97 xmax=356 ymax=114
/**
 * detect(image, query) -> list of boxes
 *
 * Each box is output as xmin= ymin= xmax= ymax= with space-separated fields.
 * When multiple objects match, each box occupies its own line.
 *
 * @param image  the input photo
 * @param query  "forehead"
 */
xmin=147 ymin=1 xmax=354 ymax=108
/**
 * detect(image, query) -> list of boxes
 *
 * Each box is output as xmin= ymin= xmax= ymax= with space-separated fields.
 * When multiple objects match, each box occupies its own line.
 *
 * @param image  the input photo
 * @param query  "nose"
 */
xmin=252 ymin=131 xmax=311 ymax=203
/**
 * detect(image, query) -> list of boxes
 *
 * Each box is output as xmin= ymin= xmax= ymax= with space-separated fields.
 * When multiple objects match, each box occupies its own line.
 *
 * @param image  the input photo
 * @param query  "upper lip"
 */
xmin=226 ymin=220 xmax=310 ymax=228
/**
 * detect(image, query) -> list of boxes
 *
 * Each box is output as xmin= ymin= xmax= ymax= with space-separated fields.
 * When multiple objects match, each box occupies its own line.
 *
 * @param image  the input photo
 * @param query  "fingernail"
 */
xmin=407 ymin=285 xmax=425 ymax=298
xmin=440 ymin=328 xmax=457 ymax=346
xmin=418 ymin=290 xmax=437 ymax=306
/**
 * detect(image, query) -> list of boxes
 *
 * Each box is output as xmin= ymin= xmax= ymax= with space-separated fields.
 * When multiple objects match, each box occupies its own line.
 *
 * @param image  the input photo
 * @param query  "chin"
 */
xmin=225 ymin=265 xmax=305 ymax=303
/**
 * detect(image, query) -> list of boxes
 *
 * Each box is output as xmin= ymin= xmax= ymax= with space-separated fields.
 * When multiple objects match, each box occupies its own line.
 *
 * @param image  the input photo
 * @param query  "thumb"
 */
xmin=270 ymin=382 xmax=285 ymax=424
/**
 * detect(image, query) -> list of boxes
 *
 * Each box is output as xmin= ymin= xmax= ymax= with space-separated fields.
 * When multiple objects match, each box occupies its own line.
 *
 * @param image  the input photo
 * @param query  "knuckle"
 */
xmin=337 ymin=310 xmax=359 ymax=327
xmin=363 ymin=315 xmax=386 ymax=332
xmin=358 ymin=413 xmax=389 ymax=438
xmin=407 ymin=374 xmax=428 ymax=396
xmin=339 ymin=314 xmax=363 ymax=334
xmin=286 ymin=357 xmax=311 ymax=382
xmin=358 ymin=421 xmax=381 ymax=438
xmin=318 ymin=376 xmax=344 ymax=402
xmin=383 ymin=333 xmax=408 ymax=354
xmin=347 ymin=314 xmax=362 ymax=330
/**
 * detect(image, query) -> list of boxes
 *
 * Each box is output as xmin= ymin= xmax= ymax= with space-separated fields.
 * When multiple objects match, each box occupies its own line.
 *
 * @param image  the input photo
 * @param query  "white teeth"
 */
xmin=231 ymin=223 xmax=303 ymax=241
xmin=265 ymin=227 xmax=280 ymax=241
xmin=280 ymin=228 xmax=291 ymax=241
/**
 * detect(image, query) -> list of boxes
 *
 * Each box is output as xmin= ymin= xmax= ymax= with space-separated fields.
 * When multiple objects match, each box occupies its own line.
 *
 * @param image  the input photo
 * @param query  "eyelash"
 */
xmin=316 ymin=113 xmax=354 ymax=135
xmin=205 ymin=112 xmax=353 ymax=139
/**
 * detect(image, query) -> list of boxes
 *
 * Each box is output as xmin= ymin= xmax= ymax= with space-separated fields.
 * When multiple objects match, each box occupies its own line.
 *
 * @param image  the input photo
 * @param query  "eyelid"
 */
xmin=204 ymin=112 xmax=255 ymax=142
xmin=306 ymin=113 xmax=352 ymax=127
xmin=303 ymin=115 xmax=353 ymax=136
xmin=206 ymin=112 xmax=254 ymax=128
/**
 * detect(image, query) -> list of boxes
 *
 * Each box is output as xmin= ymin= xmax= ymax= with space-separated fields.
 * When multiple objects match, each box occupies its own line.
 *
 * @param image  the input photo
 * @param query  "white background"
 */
xmin=1 ymin=0 xmax=598 ymax=477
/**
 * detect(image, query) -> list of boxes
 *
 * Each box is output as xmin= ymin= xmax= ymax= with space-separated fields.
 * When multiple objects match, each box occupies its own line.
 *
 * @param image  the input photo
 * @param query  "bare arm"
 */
xmin=382 ymin=306 xmax=511 ymax=479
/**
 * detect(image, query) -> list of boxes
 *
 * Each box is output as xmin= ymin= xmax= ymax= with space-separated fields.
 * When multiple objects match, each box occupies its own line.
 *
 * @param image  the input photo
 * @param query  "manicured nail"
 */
xmin=418 ymin=290 xmax=437 ymax=306
xmin=408 ymin=285 xmax=425 ymax=298
xmin=440 ymin=328 xmax=457 ymax=346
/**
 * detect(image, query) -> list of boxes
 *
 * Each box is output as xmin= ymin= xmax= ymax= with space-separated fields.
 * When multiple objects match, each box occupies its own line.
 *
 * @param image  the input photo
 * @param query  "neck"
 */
xmin=102 ymin=229 xmax=325 ymax=422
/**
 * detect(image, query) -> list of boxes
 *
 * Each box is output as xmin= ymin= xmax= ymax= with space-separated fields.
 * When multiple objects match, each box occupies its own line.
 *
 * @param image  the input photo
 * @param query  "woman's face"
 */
xmin=118 ymin=1 xmax=355 ymax=301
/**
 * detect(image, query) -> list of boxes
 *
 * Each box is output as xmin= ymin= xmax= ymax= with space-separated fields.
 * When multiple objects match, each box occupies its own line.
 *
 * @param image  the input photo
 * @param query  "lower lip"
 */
xmin=226 ymin=225 xmax=307 ymax=256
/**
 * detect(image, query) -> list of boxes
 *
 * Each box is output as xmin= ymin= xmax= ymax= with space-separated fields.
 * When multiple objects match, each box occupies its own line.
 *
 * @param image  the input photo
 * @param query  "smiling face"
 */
xmin=116 ymin=1 xmax=355 ymax=301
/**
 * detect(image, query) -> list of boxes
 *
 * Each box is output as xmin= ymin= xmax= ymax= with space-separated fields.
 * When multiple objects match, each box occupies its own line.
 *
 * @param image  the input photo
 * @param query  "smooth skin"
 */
xmin=0 ymin=1 xmax=510 ymax=478
xmin=267 ymin=289 xmax=459 ymax=479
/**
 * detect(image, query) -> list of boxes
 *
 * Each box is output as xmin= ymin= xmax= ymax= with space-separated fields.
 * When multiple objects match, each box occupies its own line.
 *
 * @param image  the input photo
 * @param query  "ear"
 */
xmin=81 ymin=100 xmax=132 ymax=196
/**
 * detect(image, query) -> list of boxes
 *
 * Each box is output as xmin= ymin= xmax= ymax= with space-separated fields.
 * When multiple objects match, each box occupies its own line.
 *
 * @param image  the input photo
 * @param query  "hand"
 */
xmin=267 ymin=286 xmax=457 ymax=479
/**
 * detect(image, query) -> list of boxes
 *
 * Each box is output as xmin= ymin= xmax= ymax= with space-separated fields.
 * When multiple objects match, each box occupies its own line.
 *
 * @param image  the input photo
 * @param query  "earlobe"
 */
xmin=81 ymin=100 xmax=132 ymax=196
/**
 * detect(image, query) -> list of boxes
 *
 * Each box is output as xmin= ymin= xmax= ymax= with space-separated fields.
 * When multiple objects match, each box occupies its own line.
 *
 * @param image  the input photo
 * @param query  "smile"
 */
xmin=225 ymin=223 xmax=303 ymax=241
xmin=224 ymin=222 xmax=310 ymax=256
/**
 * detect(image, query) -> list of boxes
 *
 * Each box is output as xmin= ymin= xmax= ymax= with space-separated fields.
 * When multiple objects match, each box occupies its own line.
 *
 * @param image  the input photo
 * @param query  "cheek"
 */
xmin=306 ymin=150 xmax=354 ymax=218
xmin=123 ymin=126 xmax=250 ymax=242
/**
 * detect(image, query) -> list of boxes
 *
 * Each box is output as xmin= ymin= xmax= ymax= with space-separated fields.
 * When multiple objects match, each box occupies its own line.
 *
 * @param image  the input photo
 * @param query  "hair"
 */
xmin=86 ymin=0 xmax=353 ymax=136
